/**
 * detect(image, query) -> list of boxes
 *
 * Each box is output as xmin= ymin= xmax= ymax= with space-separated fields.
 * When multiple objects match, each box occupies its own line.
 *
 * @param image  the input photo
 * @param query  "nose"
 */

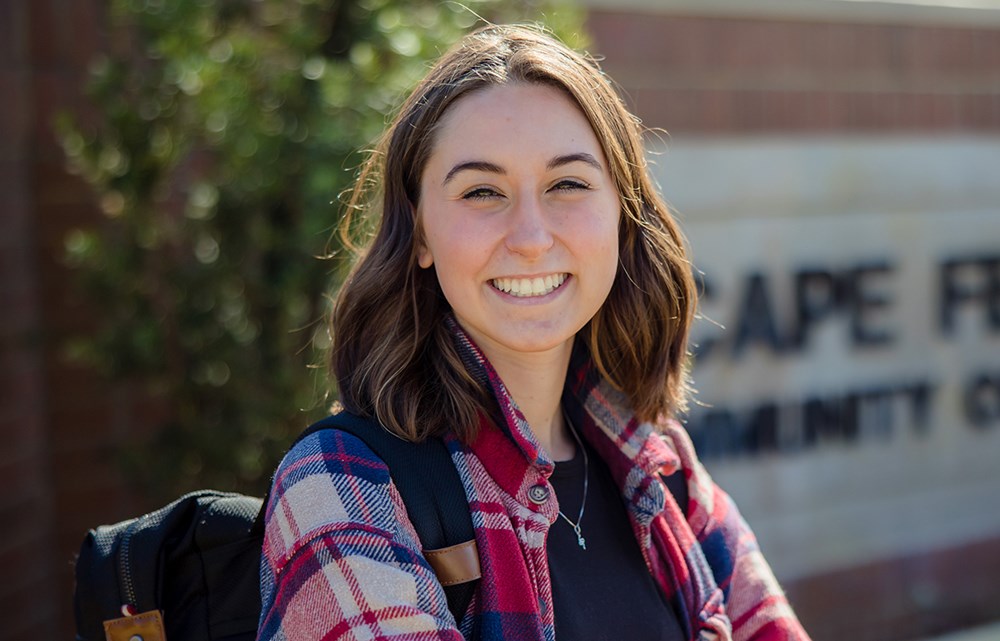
xmin=504 ymin=195 xmax=554 ymax=258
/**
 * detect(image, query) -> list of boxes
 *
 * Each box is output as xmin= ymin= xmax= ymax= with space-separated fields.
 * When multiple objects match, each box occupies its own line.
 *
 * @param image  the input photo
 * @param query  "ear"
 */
xmin=417 ymin=243 xmax=433 ymax=269
xmin=413 ymin=201 xmax=433 ymax=268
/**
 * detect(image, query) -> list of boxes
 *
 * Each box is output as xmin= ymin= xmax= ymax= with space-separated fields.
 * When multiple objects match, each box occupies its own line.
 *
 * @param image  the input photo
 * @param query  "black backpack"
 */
xmin=73 ymin=411 xmax=479 ymax=641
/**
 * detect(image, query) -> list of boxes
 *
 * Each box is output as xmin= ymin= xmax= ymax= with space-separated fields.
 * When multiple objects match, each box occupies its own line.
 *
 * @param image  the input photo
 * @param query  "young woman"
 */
xmin=257 ymin=24 xmax=810 ymax=641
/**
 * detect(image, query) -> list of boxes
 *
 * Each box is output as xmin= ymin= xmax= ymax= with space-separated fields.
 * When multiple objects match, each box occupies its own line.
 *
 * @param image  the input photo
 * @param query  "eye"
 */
xmin=461 ymin=186 xmax=504 ymax=201
xmin=550 ymin=179 xmax=591 ymax=193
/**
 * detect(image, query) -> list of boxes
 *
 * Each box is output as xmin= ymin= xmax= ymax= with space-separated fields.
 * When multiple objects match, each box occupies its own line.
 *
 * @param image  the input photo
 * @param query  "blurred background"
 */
xmin=2 ymin=0 xmax=999 ymax=639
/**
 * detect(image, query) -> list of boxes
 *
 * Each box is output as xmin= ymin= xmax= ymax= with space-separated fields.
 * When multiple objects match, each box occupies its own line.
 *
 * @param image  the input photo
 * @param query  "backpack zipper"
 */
xmin=117 ymin=518 xmax=140 ymax=611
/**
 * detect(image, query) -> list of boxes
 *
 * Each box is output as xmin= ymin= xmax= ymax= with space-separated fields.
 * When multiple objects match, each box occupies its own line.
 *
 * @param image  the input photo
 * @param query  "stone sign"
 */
xmin=654 ymin=136 xmax=1000 ymax=580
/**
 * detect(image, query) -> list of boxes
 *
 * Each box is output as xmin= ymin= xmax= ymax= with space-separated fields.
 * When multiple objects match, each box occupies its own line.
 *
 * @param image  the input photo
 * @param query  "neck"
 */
xmin=482 ymin=344 xmax=576 ymax=462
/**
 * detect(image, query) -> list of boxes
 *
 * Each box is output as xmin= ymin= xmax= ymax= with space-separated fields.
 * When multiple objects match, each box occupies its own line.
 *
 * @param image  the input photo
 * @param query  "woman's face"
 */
xmin=417 ymin=82 xmax=620 ymax=364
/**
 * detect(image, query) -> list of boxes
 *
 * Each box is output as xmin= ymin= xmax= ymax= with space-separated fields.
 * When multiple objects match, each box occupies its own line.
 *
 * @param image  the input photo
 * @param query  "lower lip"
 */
xmin=489 ymin=276 xmax=571 ymax=303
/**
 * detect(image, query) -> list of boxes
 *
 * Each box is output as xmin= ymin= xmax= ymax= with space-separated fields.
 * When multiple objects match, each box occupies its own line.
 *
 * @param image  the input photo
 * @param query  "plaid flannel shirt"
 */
xmin=257 ymin=319 xmax=810 ymax=641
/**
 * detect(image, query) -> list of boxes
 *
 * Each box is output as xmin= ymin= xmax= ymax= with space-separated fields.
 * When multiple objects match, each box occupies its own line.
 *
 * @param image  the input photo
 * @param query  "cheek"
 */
xmin=426 ymin=215 xmax=492 ymax=264
xmin=431 ymin=259 xmax=485 ymax=319
xmin=600 ymin=238 xmax=620 ymax=291
xmin=590 ymin=208 xmax=621 ymax=258
xmin=422 ymin=224 xmax=487 ymax=293
xmin=434 ymin=270 xmax=464 ymax=310
xmin=416 ymin=208 xmax=461 ymax=270
xmin=593 ymin=219 xmax=621 ymax=294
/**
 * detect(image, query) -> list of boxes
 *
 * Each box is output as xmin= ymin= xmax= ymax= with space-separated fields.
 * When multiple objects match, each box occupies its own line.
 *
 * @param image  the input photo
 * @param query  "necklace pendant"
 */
xmin=573 ymin=525 xmax=587 ymax=550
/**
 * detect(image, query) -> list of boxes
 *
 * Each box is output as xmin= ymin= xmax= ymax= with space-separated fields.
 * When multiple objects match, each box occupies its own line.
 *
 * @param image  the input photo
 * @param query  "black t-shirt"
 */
xmin=546 ymin=437 xmax=686 ymax=641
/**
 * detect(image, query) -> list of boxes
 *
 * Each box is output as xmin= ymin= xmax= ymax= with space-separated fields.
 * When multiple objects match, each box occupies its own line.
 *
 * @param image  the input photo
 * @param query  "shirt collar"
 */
xmin=446 ymin=316 xmax=679 ymax=522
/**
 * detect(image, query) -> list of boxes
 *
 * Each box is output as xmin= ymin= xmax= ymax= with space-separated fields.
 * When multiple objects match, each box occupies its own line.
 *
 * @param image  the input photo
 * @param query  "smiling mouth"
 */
xmin=491 ymin=273 xmax=568 ymax=298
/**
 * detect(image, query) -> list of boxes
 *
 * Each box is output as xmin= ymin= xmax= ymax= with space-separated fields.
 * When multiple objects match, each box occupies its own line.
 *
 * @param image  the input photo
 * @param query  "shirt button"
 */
xmin=527 ymin=484 xmax=550 ymax=505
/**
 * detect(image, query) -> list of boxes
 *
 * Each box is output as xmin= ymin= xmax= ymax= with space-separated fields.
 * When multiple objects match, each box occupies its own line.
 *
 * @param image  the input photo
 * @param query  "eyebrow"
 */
xmin=547 ymin=152 xmax=603 ymax=172
xmin=442 ymin=161 xmax=503 ymax=186
xmin=441 ymin=153 xmax=603 ymax=186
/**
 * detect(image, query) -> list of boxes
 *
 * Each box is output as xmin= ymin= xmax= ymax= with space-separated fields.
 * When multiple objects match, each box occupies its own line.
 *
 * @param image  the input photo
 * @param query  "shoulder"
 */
xmin=275 ymin=426 xmax=394 ymax=493
xmin=262 ymin=428 xmax=404 ymax=574
xmin=257 ymin=428 xmax=466 ymax=640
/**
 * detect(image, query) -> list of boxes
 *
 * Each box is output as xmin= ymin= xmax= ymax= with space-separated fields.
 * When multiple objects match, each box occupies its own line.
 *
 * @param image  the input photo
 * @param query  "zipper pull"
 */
xmin=104 ymin=606 xmax=166 ymax=641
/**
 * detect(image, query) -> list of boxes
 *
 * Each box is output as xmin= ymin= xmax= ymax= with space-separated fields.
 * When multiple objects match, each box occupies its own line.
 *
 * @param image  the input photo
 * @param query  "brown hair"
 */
xmin=331 ymin=24 xmax=697 ymax=442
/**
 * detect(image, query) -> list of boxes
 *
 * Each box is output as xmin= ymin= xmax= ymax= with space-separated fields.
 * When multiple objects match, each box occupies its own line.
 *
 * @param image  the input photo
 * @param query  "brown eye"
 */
xmin=462 ymin=187 xmax=503 ymax=201
xmin=550 ymin=179 xmax=590 ymax=192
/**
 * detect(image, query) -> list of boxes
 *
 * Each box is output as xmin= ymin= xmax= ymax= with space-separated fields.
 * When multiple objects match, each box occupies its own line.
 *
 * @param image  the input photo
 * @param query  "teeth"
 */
xmin=492 ymin=273 xmax=567 ymax=298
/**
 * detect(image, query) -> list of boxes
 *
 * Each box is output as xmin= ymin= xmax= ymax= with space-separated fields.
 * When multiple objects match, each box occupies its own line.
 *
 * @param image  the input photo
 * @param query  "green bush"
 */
xmin=60 ymin=0 xmax=585 ymax=500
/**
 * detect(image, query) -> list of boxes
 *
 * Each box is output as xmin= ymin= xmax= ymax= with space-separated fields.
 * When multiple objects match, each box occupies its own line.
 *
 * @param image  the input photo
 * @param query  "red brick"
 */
xmin=66 ymin=0 xmax=107 ymax=67
xmin=0 ymin=182 xmax=30 ymax=244
xmin=0 ymin=444 xmax=49 ymax=501
xmin=698 ymin=90 xmax=731 ymax=132
xmin=59 ymin=478 xmax=143 ymax=526
xmin=0 ymin=71 xmax=31 ymax=157
xmin=26 ymin=0 xmax=104 ymax=73
xmin=0 ymin=433 xmax=54 ymax=641
xmin=0 ymin=247 xmax=39 ymax=305
xmin=52 ymin=449 xmax=128 ymax=494
xmin=0 ymin=566 xmax=59 ymax=641
xmin=807 ymin=91 xmax=836 ymax=130
xmin=29 ymin=72 xmax=83 ymax=156
xmin=961 ymin=93 xmax=1000 ymax=128
xmin=984 ymin=30 xmax=1000 ymax=69
xmin=44 ymin=391 xmax=115 ymax=430
xmin=0 ymin=356 xmax=44 ymax=417
xmin=27 ymin=0 xmax=61 ymax=68
xmin=787 ymin=536 xmax=1000 ymax=641
xmin=588 ymin=10 xmax=1000 ymax=134
xmin=0 ymin=0 xmax=29 ymax=66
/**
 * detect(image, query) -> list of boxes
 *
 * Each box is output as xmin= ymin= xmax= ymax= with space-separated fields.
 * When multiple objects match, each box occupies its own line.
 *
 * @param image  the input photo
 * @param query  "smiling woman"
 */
xmin=257 ymin=24 xmax=812 ymax=641
xmin=416 ymin=83 xmax=621 ymax=433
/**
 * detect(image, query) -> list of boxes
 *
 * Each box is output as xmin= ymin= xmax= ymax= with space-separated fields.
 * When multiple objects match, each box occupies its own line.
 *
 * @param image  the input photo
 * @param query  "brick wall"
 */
xmin=788 ymin=538 xmax=1000 ymax=641
xmin=0 ymin=0 xmax=58 ymax=636
xmin=587 ymin=9 xmax=1000 ymax=134
xmin=0 ymin=1 xmax=149 ymax=640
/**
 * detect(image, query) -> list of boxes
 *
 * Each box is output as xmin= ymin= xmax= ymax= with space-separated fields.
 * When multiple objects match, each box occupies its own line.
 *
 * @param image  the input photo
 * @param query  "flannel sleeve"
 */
xmin=257 ymin=428 xmax=465 ymax=641
xmin=666 ymin=424 xmax=812 ymax=641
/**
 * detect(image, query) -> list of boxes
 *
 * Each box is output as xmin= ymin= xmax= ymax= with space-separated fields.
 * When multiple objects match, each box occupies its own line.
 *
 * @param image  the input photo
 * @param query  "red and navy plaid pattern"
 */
xmin=257 ymin=319 xmax=810 ymax=640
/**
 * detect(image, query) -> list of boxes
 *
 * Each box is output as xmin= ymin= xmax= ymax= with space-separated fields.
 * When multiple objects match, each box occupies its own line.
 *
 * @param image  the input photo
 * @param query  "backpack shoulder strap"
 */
xmin=305 ymin=412 xmax=475 ymax=552
xmin=256 ymin=411 xmax=479 ymax=627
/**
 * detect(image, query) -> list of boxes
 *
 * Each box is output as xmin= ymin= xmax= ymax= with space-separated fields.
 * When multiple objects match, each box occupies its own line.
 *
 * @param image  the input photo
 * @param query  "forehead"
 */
xmin=426 ymin=83 xmax=607 ymax=167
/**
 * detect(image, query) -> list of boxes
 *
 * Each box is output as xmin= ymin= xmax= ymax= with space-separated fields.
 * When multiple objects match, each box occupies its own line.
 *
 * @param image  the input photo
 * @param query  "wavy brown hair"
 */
xmin=331 ymin=24 xmax=697 ymax=442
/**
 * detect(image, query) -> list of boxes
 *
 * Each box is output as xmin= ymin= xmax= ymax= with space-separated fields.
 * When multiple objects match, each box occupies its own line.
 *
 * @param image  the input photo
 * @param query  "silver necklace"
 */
xmin=557 ymin=412 xmax=589 ymax=550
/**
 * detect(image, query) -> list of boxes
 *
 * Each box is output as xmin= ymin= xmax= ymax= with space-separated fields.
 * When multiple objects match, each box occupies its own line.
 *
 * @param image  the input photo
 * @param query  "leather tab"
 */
xmin=103 ymin=609 xmax=167 ymax=641
xmin=424 ymin=539 xmax=481 ymax=586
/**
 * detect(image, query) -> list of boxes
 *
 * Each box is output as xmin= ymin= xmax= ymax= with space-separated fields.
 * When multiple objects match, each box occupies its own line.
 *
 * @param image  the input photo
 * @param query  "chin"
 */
xmin=494 ymin=324 xmax=581 ymax=355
